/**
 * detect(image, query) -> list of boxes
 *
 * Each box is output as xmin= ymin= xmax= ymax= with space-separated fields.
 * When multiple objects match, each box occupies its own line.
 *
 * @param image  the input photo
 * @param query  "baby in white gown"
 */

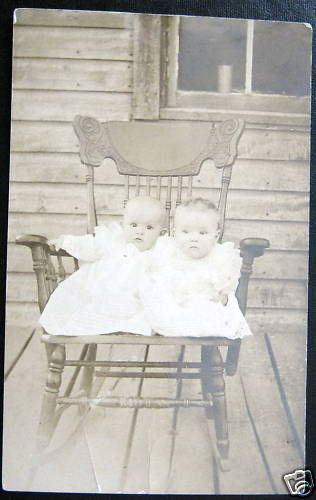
xmin=39 ymin=196 xmax=165 ymax=336
xmin=140 ymin=198 xmax=252 ymax=338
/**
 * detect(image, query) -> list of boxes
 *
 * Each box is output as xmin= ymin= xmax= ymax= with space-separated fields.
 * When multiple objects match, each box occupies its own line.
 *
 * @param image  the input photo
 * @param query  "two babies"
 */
xmin=40 ymin=196 xmax=251 ymax=339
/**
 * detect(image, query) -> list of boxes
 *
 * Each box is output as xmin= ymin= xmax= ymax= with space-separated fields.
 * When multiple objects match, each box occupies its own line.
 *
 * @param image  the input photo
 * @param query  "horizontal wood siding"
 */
xmin=15 ymin=9 xmax=133 ymax=28
xmin=13 ymin=59 xmax=133 ymax=92
xmin=13 ymin=26 xmax=133 ymax=60
xmin=7 ymin=10 xmax=309 ymax=338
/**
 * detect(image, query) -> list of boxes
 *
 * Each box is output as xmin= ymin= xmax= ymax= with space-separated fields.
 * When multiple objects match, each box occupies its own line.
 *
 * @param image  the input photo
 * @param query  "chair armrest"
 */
xmin=239 ymin=237 xmax=270 ymax=258
xmin=16 ymin=233 xmax=49 ymax=248
xmin=15 ymin=234 xmax=51 ymax=312
xmin=16 ymin=234 xmax=72 ymax=258
xmin=225 ymin=237 xmax=270 ymax=376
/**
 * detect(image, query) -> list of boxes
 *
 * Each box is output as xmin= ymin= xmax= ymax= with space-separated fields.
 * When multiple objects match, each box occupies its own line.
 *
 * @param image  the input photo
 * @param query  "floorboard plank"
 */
xmin=238 ymin=335 xmax=303 ymax=493
xmin=265 ymin=333 xmax=306 ymax=457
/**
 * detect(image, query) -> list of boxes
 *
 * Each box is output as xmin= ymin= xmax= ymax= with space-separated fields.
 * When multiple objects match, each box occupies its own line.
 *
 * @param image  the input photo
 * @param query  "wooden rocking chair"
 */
xmin=16 ymin=115 xmax=269 ymax=470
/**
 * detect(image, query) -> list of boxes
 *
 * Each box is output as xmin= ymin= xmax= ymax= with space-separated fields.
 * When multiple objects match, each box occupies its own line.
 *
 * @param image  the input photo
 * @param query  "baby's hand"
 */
xmin=219 ymin=292 xmax=228 ymax=306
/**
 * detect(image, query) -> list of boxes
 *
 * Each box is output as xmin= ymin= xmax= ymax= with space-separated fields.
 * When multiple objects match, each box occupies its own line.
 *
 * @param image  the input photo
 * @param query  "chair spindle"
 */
xmin=156 ymin=177 xmax=162 ymax=199
xmin=46 ymin=255 xmax=58 ymax=293
xmin=146 ymin=176 xmax=151 ymax=195
xmin=124 ymin=175 xmax=130 ymax=207
xmin=57 ymin=255 xmax=66 ymax=282
xmin=86 ymin=166 xmax=97 ymax=234
xmin=218 ymin=166 xmax=233 ymax=242
xmin=166 ymin=176 xmax=172 ymax=235
xmin=135 ymin=175 xmax=140 ymax=196
xmin=176 ymin=176 xmax=183 ymax=206
xmin=187 ymin=176 xmax=193 ymax=199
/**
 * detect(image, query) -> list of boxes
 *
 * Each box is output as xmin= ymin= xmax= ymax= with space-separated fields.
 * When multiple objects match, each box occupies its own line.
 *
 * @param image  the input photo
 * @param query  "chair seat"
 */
xmin=41 ymin=332 xmax=234 ymax=346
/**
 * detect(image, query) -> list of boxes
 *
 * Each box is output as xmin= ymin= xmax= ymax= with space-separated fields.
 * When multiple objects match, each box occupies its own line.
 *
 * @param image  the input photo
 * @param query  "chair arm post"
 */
xmin=16 ymin=234 xmax=51 ymax=313
xmin=225 ymin=237 xmax=270 ymax=376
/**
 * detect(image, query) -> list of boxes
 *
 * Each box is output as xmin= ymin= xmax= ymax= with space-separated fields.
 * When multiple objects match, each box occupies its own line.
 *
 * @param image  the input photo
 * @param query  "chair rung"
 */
xmin=64 ymin=360 xmax=201 ymax=368
xmin=90 ymin=371 xmax=201 ymax=379
xmin=56 ymin=396 xmax=213 ymax=409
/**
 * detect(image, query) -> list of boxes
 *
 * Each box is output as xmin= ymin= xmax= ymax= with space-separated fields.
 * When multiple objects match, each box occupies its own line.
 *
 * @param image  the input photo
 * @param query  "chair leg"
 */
xmin=44 ymin=343 xmax=54 ymax=363
xmin=37 ymin=344 xmax=65 ymax=451
xmin=79 ymin=343 xmax=97 ymax=414
xmin=201 ymin=346 xmax=229 ymax=466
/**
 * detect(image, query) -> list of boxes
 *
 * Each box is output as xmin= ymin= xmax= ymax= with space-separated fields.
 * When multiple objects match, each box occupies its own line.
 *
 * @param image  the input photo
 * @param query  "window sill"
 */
xmin=160 ymin=106 xmax=310 ymax=129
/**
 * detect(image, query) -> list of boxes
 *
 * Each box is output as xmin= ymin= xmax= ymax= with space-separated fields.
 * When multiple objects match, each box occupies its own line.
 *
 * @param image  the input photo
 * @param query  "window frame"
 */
xmin=159 ymin=16 xmax=310 ymax=127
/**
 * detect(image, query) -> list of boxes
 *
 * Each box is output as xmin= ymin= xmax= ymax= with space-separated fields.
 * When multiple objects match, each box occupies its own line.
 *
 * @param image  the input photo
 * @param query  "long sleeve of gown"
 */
xmin=53 ymin=222 xmax=125 ymax=262
xmin=57 ymin=233 xmax=104 ymax=262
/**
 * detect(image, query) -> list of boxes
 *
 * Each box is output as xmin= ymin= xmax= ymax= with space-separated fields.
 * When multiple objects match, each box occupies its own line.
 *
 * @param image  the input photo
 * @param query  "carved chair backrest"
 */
xmin=73 ymin=116 xmax=245 ymax=239
xmin=35 ymin=116 xmax=244 ymax=312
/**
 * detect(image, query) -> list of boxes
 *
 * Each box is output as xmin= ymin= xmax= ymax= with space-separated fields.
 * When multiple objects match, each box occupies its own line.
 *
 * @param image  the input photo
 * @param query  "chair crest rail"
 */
xmin=73 ymin=115 xmax=245 ymax=174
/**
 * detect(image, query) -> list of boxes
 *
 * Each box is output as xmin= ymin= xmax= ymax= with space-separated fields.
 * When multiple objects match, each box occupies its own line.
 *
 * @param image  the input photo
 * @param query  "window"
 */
xmin=160 ymin=17 xmax=311 ymax=124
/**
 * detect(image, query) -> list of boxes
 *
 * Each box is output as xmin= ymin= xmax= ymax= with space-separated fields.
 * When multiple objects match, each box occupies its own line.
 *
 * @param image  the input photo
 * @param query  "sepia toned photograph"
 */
xmin=3 ymin=8 xmax=312 ymax=494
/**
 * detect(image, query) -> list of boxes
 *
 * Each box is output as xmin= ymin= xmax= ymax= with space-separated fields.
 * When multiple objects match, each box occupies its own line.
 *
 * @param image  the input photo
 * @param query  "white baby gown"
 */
xmin=139 ymin=236 xmax=252 ymax=339
xmin=39 ymin=222 xmax=152 ymax=336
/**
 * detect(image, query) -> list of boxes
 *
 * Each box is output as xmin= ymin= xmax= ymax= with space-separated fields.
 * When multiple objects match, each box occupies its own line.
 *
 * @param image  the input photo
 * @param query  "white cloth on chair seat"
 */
xmin=39 ymin=222 xmax=153 ymax=336
xmin=139 ymin=236 xmax=252 ymax=339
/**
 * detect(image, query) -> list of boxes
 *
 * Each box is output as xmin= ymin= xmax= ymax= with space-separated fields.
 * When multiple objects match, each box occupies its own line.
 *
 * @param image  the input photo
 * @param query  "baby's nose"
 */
xmin=136 ymin=227 xmax=144 ymax=235
xmin=190 ymin=233 xmax=199 ymax=242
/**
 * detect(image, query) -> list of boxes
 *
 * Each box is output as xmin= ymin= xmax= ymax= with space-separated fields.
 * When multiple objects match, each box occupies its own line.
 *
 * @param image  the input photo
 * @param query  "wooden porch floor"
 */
xmin=3 ymin=327 xmax=305 ymax=494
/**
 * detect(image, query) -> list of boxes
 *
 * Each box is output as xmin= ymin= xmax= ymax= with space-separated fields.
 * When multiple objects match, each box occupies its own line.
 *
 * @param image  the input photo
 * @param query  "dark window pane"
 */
xmin=178 ymin=17 xmax=247 ymax=92
xmin=252 ymin=21 xmax=311 ymax=96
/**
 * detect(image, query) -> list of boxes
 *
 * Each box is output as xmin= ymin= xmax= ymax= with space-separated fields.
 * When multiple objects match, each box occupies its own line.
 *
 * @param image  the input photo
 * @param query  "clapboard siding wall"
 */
xmin=7 ymin=10 xmax=309 ymax=337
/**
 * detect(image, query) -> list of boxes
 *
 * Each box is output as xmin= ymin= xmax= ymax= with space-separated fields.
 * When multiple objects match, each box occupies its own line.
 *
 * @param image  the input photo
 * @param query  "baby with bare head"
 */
xmin=40 ymin=196 xmax=165 ymax=337
xmin=140 ymin=197 xmax=252 ymax=339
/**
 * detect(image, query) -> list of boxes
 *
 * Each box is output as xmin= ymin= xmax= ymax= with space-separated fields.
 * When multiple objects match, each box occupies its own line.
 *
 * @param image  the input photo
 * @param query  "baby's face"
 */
xmin=174 ymin=209 xmax=219 ymax=259
xmin=123 ymin=201 xmax=163 ymax=252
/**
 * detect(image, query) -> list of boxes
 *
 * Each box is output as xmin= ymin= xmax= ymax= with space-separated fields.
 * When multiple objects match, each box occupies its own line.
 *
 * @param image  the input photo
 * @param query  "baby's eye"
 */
xmin=146 ymin=225 xmax=153 ymax=230
xmin=182 ymin=229 xmax=188 ymax=234
xmin=200 ymin=230 xmax=208 ymax=235
xmin=131 ymin=223 xmax=137 ymax=228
